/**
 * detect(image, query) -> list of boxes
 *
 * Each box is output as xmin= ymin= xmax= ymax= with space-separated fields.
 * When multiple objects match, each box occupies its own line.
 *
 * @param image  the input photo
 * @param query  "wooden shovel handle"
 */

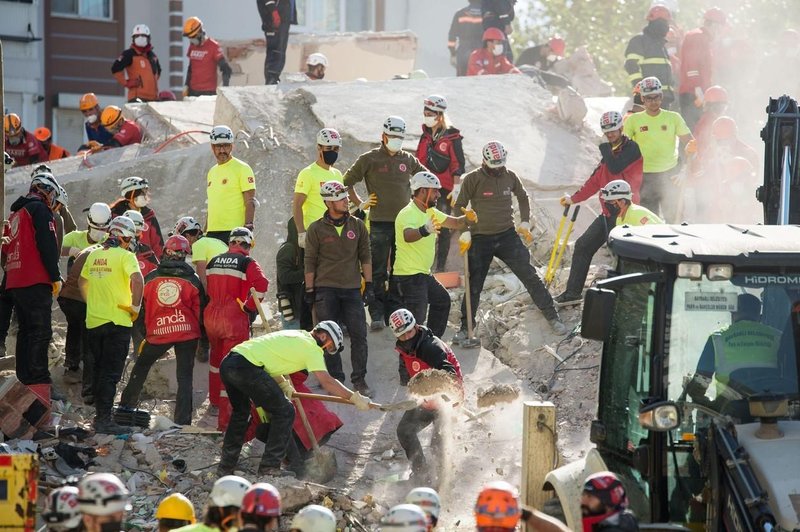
xmin=292 ymin=391 xmax=380 ymax=409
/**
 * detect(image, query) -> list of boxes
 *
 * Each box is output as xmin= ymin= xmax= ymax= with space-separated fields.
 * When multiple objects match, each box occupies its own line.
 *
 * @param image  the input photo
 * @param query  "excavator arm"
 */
xmin=758 ymin=95 xmax=800 ymax=224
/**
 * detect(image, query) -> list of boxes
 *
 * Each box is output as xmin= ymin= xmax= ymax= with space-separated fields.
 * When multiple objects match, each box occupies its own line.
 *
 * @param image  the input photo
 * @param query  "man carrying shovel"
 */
xmin=217 ymin=321 xmax=371 ymax=478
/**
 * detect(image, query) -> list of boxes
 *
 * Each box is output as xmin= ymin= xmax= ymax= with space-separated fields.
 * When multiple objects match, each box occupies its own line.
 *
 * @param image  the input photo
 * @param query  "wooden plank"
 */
xmin=521 ymin=401 xmax=558 ymax=513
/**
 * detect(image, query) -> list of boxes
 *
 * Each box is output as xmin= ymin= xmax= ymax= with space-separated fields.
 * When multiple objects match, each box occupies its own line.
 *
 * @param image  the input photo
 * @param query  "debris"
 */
xmin=476 ymin=384 xmax=521 ymax=408
xmin=407 ymin=369 xmax=461 ymax=398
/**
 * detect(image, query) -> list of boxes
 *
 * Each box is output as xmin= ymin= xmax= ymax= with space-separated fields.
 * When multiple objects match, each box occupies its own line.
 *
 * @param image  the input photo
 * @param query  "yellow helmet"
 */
xmin=155 ymin=493 xmax=196 ymax=523
xmin=183 ymin=16 xmax=203 ymax=38
xmin=3 ymin=113 xmax=22 ymax=136
xmin=100 ymin=105 xmax=124 ymax=129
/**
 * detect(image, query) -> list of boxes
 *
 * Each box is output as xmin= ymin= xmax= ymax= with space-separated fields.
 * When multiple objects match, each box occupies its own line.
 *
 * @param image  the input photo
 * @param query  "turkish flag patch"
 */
xmin=248 ymin=176 xmax=255 ymax=183
xmin=640 ymin=126 xmax=649 ymax=132
xmin=661 ymin=125 xmax=668 ymax=131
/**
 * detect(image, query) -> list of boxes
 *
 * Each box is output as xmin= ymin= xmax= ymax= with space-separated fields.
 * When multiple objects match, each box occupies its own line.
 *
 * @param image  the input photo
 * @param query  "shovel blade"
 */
xmin=305 ymin=447 xmax=337 ymax=484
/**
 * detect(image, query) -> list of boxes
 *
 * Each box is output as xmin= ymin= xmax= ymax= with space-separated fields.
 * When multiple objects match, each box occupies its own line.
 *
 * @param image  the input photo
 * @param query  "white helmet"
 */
xmin=389 ymin=308 xmax=416 ymax=338
xmin=423 ymin=95 xmax=448 ymax=113
xmin=210 ymin=125 xmax=234 ymax=145
xmin=290 ymin=504 xmax=336 ymax=532
xmin=639 ymin=76 xmax=663 ymax=96
xmin=600 ymin=111 xmax=623 ymax=132
xmin=173 ymin=215 xmax=202 ymax=235
xmin=317 ymin=128 xmax=342 ymax=147
xmin=383 ymin=116 xmax=407 ymax=136
xmin=55 ymin=185 xmax=69 ymax=207
xmin=229 ymin=227 xmax=254 ymax=246
xmin=313 ymin=320 xmax=344 ymax=354
xmin=209 ymin=475 xmax=252 ymax=508
xmin=320 ymin=180 xmax=348 ymax=202
xmin=123 ymin=209 xmax=145 ymax=232
xmin=307 ymin=52 xmax=329 ymax=67
xmin=3 ymin=151 xmax=12 ymax=172
xmin=482 ymin=141 xmax=507 ymax=168
xmin=601 ymin=179 xmax=633 ymax=201
xmin=120 ymin=176 xmax=149 ymax=196
xmin=43 ymin=486 xmax=82 ymax=530
xmin=406 ymin=487 xmax=441 ymax=522
xmin=30 ymin=172 xmax=61 ymax=207
xmin=379 ymin=504 xmax=428 ymax=532
xmin=88 ymin=202 xmax=112 ymax=229
xmin=77 ymin=473 xmax=132 ymax=516
xmin=410 ymin=171 xmax=441 ymax=191
xmin=108 ymin=216 xmax=137 ymax=239
xmin=132 ymin=24 xmax=151 ymax=37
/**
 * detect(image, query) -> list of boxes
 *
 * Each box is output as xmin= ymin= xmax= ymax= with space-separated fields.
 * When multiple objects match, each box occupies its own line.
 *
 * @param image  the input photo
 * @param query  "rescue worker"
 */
xmin=43 ymin=485 xmax=83 ymax=532
xmin=601 ymin=180 xmax=662 ymax=227
xmin=257 ymin=0 xmax=297 ymax=85
xmin=77 ymin=473 xmax=131 ymax=532
xmin=1 ymin=171 xmax=62 ymax=407
xmin=624 ymin=5 xmax=675 ymax=109
xmin=708 ymin=116 xmax=759 ymax=170
xmin=238 ymin=483 xmax=281 ymax=531
xmin=59 ymin=203 xmax=112 ymax=389
xmin=34 ymin=127 xmax=70 ymax=161
xmin=293 ymin=128 xmax=344 ymax=249
xmin=206 ymin=125 xmax=257 ymax=243
xmin=466 ymin=28 xmax=521 ymax=76
xmin=622 ymin=76 xmax=694 ymax=222
xmin=454 ymin=141 xmax=567 ymax=339
xmin=79 ymin=215 xmax=143 ymax=434
xmin=344 ymin=116 xmax=426 ymax=330
xmin=124 ymin=210 xmax=159 ymax=277
xmin=414 ymin=95 xmax=466 ymax=272
xmin=305 ymin=181 xmax=374 ymax=396
xmin=99 ymin=106 xmax=143 ymax=148
xmin=394 ymin=172 xmax=472 ymax=337
xmin=305 ymin=52 xmax=328 ymax=80
xmin=406 ymin=487 xmax=441 ymax=531
xmin=276 ymin=217 xmax=312 ymax=330
xmin=4 ymin=113 xmax=47 ymax=166
xmin=182 ymin=16 xmax=233 ymax=97
xmin=556 ymin=111 xmax=643 ymax=305
xmin=678 ymin=8 xmax=727 ymax=130
xmin=389 ymin=308 xmax=463 ymax=485
xmin=156 ymin=493 xmax=196 ymax=531
xmin=448 ymin=0 xmax=484 ymax=76
xmin=579 ymin=472 xmax=640 ymax=532
xmin=111 ymin=24 xmax=162 ymax=102
xmin=204 ymin=227 xmax=268 ymax=428
xmin=380 ymin=505 xmax=429 ymax=531
xmin=290 ymin=505 xmax=337 ymax=532
xmin=119 ymin=235 xmax=204 ymax=425
xmin=110 ymin=176 xmax=165 ymax=259
xmin=77 ymin=93 xmax=113 ymax=151
xmin=692 ymin=85 xmax=728 ymax=153
xmin=174 ymin=475 xmax=251 ymax=532
xmin=475 ymin=481 xmax=521 ymax=532
xmin=515 ymin=36 xmax=566 ymax=71
xmin=217 ymin=322 xmax=371 ymax=477
xmin=172 ymin=215 xmax=227 ymax=289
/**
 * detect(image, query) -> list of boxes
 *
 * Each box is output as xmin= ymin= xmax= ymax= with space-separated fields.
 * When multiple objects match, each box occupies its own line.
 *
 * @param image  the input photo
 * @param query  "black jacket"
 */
xmin=481 ymin=0 xmax=515 ymax=30
xmin=624 ymin=20 xmax=675 ymax=106
xmin=397 ymin=326 xmax=457 ymax=385
xmin=595 ymin=510 xmax=640 ymax=532
xmin=275 ymin=217 xmax=312 ymax=330
xmin=256 ymin=0 xmax=298 ymax=31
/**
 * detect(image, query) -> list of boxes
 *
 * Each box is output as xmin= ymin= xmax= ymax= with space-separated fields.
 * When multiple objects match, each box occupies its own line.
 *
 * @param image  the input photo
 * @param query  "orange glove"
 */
xmin=86 ymin=140 xmax=103 ymax=153
xmin=52 ymin=281 xmax=62 ymax=298
xmin=685 ymin=139 xmax=698 ymax=155
xmin=236 ymin=298 xmax=247 ymax=313
xmin=117 ymin=304 xmax=141 ymax=322
xmin=460 ymin=207 xmax=478 ymax=223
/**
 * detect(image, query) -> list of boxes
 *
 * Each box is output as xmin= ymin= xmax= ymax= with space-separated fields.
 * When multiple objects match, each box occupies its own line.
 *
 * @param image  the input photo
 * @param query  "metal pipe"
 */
xmin=779 ymin=146 xmax=791 ymax=225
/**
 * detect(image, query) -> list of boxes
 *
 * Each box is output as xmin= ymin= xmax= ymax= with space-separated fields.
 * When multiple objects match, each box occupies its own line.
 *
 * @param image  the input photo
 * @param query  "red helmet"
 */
xmin=548 ymin=36 xmax=566 ymax=57
xmin=711 ymin=116 xmax=737 ymax=140
xmin=240 ymin=483 xmax=281 ymax=518
xmin=158 ymin=90 xmax=177 ymax=101
xmin=647 ymin=5 xmax=671 ymax=21
xmin=164 ymin=235 xmax=192 ymax=258
xmin=704 ymin=7 xmax=726 ymax=25
xmin=475 ymin=481 xmax=520 ymax=529
xmin=723 ymin=156 xmax=754 ymax=178
xmin=703 ymin=85 xmax=728 ymax=104
xmin=482 ymin=27 xmax=505 ymax=42
xmin=583 ymin=472 xmax=628 ymax=511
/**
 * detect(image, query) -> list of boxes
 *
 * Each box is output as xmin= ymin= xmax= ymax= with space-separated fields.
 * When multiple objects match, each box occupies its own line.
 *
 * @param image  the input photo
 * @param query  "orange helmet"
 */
xmin=183 ymin=16 xmax=203 ymax=38
xmin=647 ymin=5 xmax=671 ymax=21
xmin=100 ymin=106 xmax=124 ymax=129
xmin=4 ymin=113 xmax=22 ymax=136
xmin=723 ymin=156 xmax=754 ymax=178
xmin=79 ymin=92 xmax=99 ymax=112
xmin=475 ymin=481 xmax=520 ymax=530
xmin=549 ymin=36 xmax=566 ymax=57
xmin=704 ymin=85 xmax=728 ymax=104
xmin=34 ymin=127 xmax=52 ymax=142
xmin=704 ymin=7 xmax=727 ymax=25
xmin=711 ymin=116 xmax=737 ymax=141
xmin=482 ymin=27 xmax=505 ymax=42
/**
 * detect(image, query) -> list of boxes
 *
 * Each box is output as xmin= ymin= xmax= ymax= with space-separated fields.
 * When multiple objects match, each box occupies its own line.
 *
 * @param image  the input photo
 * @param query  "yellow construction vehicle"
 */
xmin=0 ymin=454 xmax=39 ymax=531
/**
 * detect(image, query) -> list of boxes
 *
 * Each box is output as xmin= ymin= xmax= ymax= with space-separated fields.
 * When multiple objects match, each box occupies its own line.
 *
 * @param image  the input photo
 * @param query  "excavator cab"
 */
xmin=758 ymin=95 xmax=800 ymax=224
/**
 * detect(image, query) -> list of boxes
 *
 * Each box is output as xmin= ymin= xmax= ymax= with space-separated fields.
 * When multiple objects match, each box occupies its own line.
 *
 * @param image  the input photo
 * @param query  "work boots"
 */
xmin=93 ymin=417 xmax=132 ymax=435
xmin=352 ymin=380 xmax=374 ymax=398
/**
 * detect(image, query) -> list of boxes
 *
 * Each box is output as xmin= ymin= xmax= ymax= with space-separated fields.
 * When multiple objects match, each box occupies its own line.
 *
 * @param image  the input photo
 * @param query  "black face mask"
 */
xmin=483 ymin=164 xmax=504 ymax=177
xmin=322 ymin=150 xmax=338 ymax=165
xmin=397 ymin=336 xmax=417 ymax=352
xmin=647 ymin=18 xmax=669 ymax=39
xmin=604 ymin=201 xmax=621 ymax=217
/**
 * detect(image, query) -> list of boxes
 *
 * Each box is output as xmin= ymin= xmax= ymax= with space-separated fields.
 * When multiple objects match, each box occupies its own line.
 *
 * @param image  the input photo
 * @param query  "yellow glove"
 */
xmin=460 ymin=207 xmax=478 ymax=223
xmin=236 ymin=297 xmax=246 ymax=313
xmin=277 ymin=378 xmax=295 ymax=400
xmin=447 ymin=183 xmax=462 ymax=207
xmin=52 ymin=281 xmax=62 ymax=298
xmin=559 ymin=194 xmax=572 ymax=207
xmin=458 ymin=231 xmax=472 ymax=255
xmin=117 ymin=304 xmax=141 ymax=322
xmin=423 ymin=215 xmax=441 ymax=236
xmin=182 ymin=86 xmax=189 ymax=98
xmin=359 ymin=193 xmax=378 ymax=211
xmin=685 ymin=139 xmax=698 ymax=155
xmin=87 ymin=140 xmax=102 ymax=153
xmin=350 ymin=391 xmax=371 ymax=411
xmin=516 ymin=221 xmax=533 ymax=244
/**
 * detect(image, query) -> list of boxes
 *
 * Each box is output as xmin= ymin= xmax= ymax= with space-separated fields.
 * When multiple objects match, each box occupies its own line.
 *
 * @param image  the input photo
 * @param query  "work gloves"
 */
xmin=304 ymin=290 xmax=316 ymax=307
xmin=447 ymin=183 xmax=461 ymax=207
xmin=52 ymin=280 xmax=62 ymax=298
xmin=359 ymin=193 xmax=378 ymax=212
xmin=419 ymin=215 xmax=441 ymax=237
xmin=362 ymin=282 xmax=375 ymax=306
xmin=559 ymin=194 xmax=573 ymax=207
xmin=516 ymin=221 xmax=533 ymax=244
xmin=277 ymin=377 xmax=295 ymax=400
xmin=297 ymin=231 xmax=307 ymax=249
xmin=458 ymin=231 xmax=472 ymax=255
xmin=460 ymin=207 xmax=478 ymax=223
xmin=118 ymin=304 xmax=141 ymax=322
xmin=350 ymin=391 xmax=371 ymax=411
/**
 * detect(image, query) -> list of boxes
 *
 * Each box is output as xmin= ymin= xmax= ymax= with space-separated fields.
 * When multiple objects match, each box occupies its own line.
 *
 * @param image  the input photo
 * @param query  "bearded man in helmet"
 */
xmin=4 ymin=113 xmax=47 ymax=167
xmin=182 ymin=17 xmax=232 ymax=97
xmin=217 ymin=321 xmax=372 ymax=477
xmin=601 ymin=180 xmax=662 ymax=227
xmin=176 ymin=475 xmax=251 ymax=531
xmin=156 ymin=493 xmax=196 ymax=531
xmin=77 ymin=93 xmax=113 ymax=151
xmin=119 ymin=235 xmax=204 ymax=425
xmin=77 ymin=473 xmax=131 ymax=532
xmin=111 ymin=24 xmax=161 ymax=102
xmin=466 ymin=28 xmax=521 ymax=76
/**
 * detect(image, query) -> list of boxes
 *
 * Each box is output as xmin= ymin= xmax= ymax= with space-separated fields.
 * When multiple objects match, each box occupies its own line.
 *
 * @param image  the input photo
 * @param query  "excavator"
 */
xmin=539 ymin=96 xmax=800 ymax=531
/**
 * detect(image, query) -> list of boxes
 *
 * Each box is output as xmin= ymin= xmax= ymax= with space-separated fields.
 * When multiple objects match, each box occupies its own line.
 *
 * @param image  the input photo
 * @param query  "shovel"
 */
xmin=292 ymin=391 xmax=419 ymax=412
xmin=250 ymin=287 xmax=272 ymax=333
xmin=461 ymin=251 xmax=481 ymax=349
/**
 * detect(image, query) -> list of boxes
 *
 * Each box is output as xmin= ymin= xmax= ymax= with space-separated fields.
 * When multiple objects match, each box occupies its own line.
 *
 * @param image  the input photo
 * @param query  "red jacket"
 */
xmin=134 ymin=241 xmax=159 ymax=278
xmin=110 ymin=202 xmax=165 ymax=260
xmin=141 ymin=260 xmax=204 ymax=344
xmin=678 ymin=28 xmax=713 ymax=95
xmin=396 ymin=326 xmax=463 ymax=409
xmin=570 ymin=136 xmax=643 ymax=216
xmin=415 ymin=126 xmax=465 ymax=191
xmin=466 ymin=48 xmax=521 ymax=76
xmin=2 ymin=195 xmax=61 ymax=289
xmin=5 ymin=131 xmax=48 ymax=167
xmin=205 ymin=251 xmax=269 ymax=312
xmin=108 ymin=119 xmax=142 ymax=147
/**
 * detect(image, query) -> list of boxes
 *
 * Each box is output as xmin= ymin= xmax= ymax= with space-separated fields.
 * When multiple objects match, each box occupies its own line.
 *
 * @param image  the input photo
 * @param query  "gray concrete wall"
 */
xmin=0 ymin=1 xmax=45 ymax=127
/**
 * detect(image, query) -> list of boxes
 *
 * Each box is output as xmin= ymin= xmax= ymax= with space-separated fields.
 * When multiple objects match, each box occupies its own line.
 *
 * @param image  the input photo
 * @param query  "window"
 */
xmin=52 ymin=0 xmax=111 ymax=19
xmin=295 ymin=0 xmax=374 ymax=32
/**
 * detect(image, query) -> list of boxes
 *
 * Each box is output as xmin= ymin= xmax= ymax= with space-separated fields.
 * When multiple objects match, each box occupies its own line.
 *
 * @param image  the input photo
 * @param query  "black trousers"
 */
xmin=679 ymin=92 xmax=702 ymax=131
xmin=562 ymin=214 xmax=613 ymax=296
xmin=0 ymin=283 xmax=14 ymax=348
xmin=57 ymin=297 xmax=86 ymax=370
xmin=314 ymin=287 xmax=368 ymax=383
xmin=395 ymin=274 xmax=450 ymax=338
xmin=10 ymin=284 xmax=52 ymax=385
xmin=397 ymin=406 xmax=438 ymax=473
xmin=86 ymin=323 xmax=131 ymax=420
xmin=120 ymin=339 xmax=198 ymax=425
xmin=264 ymin=22 xmax=291 ymax=84
xmin=369 ymin=221 xmax=401 ymax=323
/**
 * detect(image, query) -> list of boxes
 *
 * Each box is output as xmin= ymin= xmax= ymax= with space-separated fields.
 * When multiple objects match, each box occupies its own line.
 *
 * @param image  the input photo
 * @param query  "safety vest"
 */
xmin=711 ymin=320 xmax=780 ymax=385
